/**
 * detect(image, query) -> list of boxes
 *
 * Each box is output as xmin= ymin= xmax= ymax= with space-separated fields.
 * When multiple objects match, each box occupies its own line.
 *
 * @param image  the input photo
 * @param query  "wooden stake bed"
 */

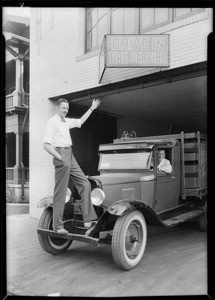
xmin=109 ymin=131 xmax=207 ymax=199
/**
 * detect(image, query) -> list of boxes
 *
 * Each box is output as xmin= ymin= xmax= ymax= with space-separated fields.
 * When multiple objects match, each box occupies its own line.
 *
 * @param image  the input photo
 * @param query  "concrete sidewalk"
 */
xmin=6 ymin=213 xmax=208 ymax=297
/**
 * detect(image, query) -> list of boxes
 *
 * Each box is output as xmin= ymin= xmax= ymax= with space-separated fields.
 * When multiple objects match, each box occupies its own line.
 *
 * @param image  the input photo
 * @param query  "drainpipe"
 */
xmin=21 ymin=103 xmax=29 ymax=200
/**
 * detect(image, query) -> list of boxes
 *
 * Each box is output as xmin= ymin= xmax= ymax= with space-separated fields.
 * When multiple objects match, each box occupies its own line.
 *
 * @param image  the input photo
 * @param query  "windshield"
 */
xmin=98 ymin=151 xmax=152 ymax=170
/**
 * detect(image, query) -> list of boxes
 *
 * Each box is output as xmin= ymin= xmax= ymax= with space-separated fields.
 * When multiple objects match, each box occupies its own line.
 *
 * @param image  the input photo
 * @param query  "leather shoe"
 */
xmin=84 ymin=221 xmax=97 ymax=229
xmin=85 ymin=222 xmax=97 ymax=236
xmin=55 ymin=228 xmax=68 ymax=234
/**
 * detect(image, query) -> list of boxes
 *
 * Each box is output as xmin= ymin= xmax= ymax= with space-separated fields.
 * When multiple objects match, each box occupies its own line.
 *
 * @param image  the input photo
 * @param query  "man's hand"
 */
xmin=43 ymin=143 xmax=62 ymax=161
xmin=91 ymin=99 xmax=101 ymax=111
xmin=81 ymin=99 xmax=101 ymax=125
xmin=157 ymin=166 xmax=162 ymax=172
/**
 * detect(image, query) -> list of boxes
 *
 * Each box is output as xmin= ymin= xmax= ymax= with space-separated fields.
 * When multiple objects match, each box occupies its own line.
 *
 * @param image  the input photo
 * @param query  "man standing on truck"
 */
xmin=43 ymin=98 xmax=101 ymax=234
xmin=157 ymin=149 xmax=172 ymax=174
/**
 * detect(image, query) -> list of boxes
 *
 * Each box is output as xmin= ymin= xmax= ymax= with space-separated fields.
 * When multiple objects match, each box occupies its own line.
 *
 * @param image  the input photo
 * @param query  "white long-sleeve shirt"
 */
xmin=157 ymin=158 xmax=172 ymax=174
xmin=43 ymin=114 xmax=81 ymax=147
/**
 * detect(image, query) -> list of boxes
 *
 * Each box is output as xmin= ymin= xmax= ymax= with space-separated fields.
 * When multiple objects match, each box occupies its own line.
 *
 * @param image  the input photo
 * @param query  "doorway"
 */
xmin=68 ymin=105 xmax=117 ymax=176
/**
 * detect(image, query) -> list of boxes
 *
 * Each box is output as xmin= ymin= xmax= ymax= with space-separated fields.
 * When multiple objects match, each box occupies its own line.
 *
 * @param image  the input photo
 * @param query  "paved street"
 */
xmin=6 ymin=214 xmax=207 ymax=297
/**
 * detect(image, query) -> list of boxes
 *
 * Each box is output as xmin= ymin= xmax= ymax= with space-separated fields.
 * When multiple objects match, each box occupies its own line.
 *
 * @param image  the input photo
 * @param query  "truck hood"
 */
xmin=90 ymin=172 xmax=154 ymax=186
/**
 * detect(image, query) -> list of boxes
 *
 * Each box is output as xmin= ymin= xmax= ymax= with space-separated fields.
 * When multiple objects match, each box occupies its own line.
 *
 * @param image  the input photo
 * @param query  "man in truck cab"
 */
xmin=157 ymin=149 xmax=172 ymax=173
xmin=150 ymin=149 xmax=172 ymax=173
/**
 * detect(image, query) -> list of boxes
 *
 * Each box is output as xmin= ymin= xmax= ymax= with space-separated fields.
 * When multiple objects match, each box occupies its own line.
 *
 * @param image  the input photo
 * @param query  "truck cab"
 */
xmin=92 ymin=138 xmax=181 ymax=214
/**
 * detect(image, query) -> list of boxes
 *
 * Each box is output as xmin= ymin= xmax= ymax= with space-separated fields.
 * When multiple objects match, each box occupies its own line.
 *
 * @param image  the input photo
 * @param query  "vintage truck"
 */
xmin=37 ymin=131 xmax=207 ymax=270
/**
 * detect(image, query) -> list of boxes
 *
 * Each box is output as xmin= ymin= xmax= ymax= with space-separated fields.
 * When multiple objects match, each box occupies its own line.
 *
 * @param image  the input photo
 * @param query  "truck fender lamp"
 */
xmin=91 ymin=188 xmax=105 ymax=206
xmin=65 ymin=188 xmax=71 ymax=203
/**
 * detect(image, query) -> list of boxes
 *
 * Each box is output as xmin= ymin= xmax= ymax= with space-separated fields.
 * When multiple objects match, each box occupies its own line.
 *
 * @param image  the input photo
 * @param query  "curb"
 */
xmin=6 ymin=203 xmax=29 ymax=216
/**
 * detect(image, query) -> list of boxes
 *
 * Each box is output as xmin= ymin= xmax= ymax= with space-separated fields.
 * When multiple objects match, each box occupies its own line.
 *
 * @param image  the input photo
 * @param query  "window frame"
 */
xmin=156 ymin=147 xmax=173 ymax=174
xmin=86 ymin=7 xmax=206 ymax=53
xmin=98 ymin=151 xmax=152 ymax=171
xmin=86 ymin=7 xmax=111 ymax=52
xmin=110 ymin=7 xmax=139 ymax=34
xmin=140 ymin=8 xmax=173 ymax=33
xmin=173 ymin=7 xmax=205 ymax=22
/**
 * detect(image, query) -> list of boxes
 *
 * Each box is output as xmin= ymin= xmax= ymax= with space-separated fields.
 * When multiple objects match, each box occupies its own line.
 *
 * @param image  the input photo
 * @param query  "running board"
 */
xmin=161 ymin=210 xmax=204 ymax=227
xmin=37 ymin=228 xmax=100 ymax=246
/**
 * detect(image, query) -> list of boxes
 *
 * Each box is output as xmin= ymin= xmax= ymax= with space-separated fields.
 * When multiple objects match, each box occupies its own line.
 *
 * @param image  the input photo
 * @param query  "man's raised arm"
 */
xmin=80 ymin=99 xmax=101 ymax=125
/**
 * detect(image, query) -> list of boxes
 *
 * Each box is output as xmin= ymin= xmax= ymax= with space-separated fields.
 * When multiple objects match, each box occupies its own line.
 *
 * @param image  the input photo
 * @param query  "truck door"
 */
xmin=154 ymin=146 xmax=181 ymax=213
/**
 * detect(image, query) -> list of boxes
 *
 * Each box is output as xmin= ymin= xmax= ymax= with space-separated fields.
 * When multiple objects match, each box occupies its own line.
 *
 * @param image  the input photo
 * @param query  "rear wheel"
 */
xmin=38 ymin=207 xmax=72 ymax=255
xmin=111 ymin=210 xmax=147 ymax=270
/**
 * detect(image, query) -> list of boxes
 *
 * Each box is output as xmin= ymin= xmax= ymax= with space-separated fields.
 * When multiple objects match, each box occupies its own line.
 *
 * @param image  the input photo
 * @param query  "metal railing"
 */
xmin=6 ymin=95 xmax=14 ymax=109
xmin=6 ymin=167 xmax=29 ymax=182
xmin=6 ymin=93 xmax=29 ymax=109
xmin=24 ymin=93 xmax=29 ymax=106
xmin=6 ymin=168 xmax=14 ymax=181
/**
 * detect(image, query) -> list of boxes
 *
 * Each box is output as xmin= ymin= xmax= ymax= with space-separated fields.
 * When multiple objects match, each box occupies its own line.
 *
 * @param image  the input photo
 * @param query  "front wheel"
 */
xmin=111 ymin=210 xmax=147 ymax=270
xmin=38 ymin=207 xmax=72 ymax=255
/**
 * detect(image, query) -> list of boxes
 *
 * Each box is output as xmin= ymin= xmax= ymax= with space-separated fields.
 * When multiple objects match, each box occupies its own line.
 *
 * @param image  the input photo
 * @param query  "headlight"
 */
xmin=91 ymin=188 xmax=105 ymax=206
xmin=65 ymin=188 xmax=71 ymax=203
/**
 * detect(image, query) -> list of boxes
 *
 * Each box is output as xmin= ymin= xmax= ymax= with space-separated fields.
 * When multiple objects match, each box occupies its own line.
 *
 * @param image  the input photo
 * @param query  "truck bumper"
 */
xmin=37 ymin=228 xmax=100 ymax=246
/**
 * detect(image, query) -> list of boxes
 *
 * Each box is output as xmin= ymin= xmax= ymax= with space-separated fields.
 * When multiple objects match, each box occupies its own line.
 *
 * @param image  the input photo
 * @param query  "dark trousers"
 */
xmin=52 ymin=148 xmax=97 ymax=230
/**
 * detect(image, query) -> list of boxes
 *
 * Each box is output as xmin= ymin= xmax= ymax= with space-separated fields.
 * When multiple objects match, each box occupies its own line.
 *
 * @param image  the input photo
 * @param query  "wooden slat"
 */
xmin=184 ymin=153 xmax=198 ymax=161
xmin=184 ymin=132 xmax=207 ymax=140
xmin=185 ymin=178 xmax=200 ymax=188
xmin=184 ymin=148 xmax=198 ymax=153
xmin=197 ymin=131 xmax=202 ymax=193
xmin=185 ymin=165 xmax=199 ymax=173
xmin=184 ymin=142 xmax=197 ymax=149
xmin=6 ymin=168 xmax=14 ymax=181
xmin=185 ymin=173 xmax=199 ymax=178
xmin=180 ymin=131 xmax=186 ymax=199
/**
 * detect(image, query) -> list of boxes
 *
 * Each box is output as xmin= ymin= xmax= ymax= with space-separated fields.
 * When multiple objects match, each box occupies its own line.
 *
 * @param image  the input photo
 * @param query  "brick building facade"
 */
xmin=30 ymin=8 xmax=212 ymax=218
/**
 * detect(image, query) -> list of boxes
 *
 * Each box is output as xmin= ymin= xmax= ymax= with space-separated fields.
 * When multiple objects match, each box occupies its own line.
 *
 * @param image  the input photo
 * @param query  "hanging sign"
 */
xmin=99 ymin=34 xmax=169 ymax=82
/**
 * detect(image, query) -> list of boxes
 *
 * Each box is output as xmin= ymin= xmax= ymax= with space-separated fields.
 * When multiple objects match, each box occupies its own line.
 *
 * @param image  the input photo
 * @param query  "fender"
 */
xmin=88 ymin=199 xmax=168 ymax=237
xmin=37 ymin=195 xmax=53 ymax=209
xmin=107 ymin=199 xmax=135 ymax=216
xmin=37 ymin=188 xmax=72 ymax=209
xmin=37 ymin=196 xmax=74 ymax=222
xmin=107 ymin=199 xmax=166 ymax=226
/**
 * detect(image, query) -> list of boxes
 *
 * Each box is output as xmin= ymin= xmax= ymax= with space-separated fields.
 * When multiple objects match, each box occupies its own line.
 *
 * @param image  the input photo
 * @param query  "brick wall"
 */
xmin=31 ymin=8 xmax=212 ymax=99
xmin=30 ymin=8 xmax=212 ymax=218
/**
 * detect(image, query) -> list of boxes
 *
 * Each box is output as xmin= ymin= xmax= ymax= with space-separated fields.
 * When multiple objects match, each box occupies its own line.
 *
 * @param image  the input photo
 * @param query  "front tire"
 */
xmin=38 ymin=207 xmax=72 ymax=255
xmin=111 ymin=210 xmax=147 ymax=270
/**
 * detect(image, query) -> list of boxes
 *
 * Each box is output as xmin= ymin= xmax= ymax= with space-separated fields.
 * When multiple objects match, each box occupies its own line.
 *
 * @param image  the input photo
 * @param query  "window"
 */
xmin=87 ymin=8 xmax=109 ymax=51
xmin=86 ymin=8 xmax=205 ymax=52
xmin=111 ymin=8 xmax=138 ymax=34
xmin=99 ymin=152 xmax=151 ymax=170
xmin=140 ymin=8 xmax=170 ymax=32
xmin=175 ymin=8 xmax=192 ymax=18
xmin=87 ymin=7 xmax=138 ymax=51
xmin=98 ymin=9 xmax=109 ymax=45
xmin=111 ymin=8 xmax=123 ymax=34
xmin=174 ymin=8 xmax=203 ymax=20
xmin=157 ymin=148 xmax=172 ymax=163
